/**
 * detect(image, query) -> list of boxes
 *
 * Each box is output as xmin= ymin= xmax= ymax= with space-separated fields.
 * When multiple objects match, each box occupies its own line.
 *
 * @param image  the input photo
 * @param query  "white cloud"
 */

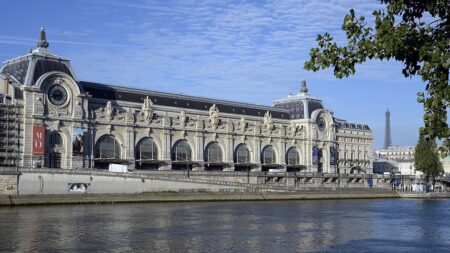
xmin=3 ymin=0 xmax=425 ymax=146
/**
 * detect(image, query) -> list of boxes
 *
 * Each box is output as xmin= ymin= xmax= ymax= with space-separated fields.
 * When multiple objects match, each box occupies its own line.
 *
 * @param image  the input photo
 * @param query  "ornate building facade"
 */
xmin=0 ymin=28 xmax=373 ymax=174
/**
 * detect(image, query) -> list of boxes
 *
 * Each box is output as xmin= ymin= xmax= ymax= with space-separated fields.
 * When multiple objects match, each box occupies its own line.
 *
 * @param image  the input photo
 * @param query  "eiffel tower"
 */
xmin=384 ymin=109 xmax=392 ymax=149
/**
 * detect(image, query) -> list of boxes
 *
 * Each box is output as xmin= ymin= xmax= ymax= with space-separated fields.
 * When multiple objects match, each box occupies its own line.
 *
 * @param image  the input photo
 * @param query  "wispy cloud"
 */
xmin=67 ymin=0 xmax=396 ymax=105
xmin=1 ymin=0 xmax=425 ymax=147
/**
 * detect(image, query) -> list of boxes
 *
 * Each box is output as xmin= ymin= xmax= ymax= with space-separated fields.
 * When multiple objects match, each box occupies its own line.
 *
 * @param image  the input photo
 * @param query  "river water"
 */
xmin=0 ymin=199 xmax=449 ymax=252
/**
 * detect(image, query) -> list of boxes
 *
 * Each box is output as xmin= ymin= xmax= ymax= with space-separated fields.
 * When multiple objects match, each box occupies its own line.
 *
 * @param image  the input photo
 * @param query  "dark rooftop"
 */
xmin=80 ymin=81 xmax=290 ymax=119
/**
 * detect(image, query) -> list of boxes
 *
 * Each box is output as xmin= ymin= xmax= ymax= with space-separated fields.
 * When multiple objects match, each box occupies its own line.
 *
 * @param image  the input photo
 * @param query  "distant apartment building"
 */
xmin=375 ymin=146 xmax=418 ymax=175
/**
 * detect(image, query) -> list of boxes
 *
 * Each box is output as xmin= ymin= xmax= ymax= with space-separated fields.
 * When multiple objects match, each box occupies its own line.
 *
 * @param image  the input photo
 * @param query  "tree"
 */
xmin=304 ymin=0 xmax=449 ymax=151
xmin=414 ymin=134 xmax=442 ymax=181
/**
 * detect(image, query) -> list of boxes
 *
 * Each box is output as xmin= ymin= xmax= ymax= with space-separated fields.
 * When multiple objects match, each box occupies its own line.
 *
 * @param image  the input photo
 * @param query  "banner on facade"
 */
xmin=312 ymin=146 xmax=319 ymax=165
xmin=72 ymin=128 xmax=84 ymax=155
xmin=33 ymin=125 xmax=45 ymax=155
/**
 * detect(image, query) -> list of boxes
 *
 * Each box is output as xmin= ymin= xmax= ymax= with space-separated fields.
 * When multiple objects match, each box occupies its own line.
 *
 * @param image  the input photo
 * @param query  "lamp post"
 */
xmin=186 ymin=158 xmax=190 ymax=179
xmin=247 ymin=150 xmax=253 ymax=184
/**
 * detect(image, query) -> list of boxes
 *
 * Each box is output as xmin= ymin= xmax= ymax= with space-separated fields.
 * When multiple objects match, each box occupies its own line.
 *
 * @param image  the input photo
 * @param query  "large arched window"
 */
xmin=171 ymin=140 xmax=192 ymax=162
xmin=286 ymin=147 xmax=300 ymax=165
xmin=204 ymin=142 xmax=222 ymax=163
xmin=95 ymin=135 xmax=121 ymax=159
xmin=49 ymin=132 xmax=63 ymax=148
xmin=136 ymin=138 xmax=157 ymax=161
xmin=261 ymin=145 xmax=277 ymax=164
xmin=234 ymin=144 xmax=250 ymax=164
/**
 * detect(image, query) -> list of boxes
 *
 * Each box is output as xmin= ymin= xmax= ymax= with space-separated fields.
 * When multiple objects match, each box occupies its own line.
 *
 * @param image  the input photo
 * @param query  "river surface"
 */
xmin=0 ymin=199 xmax=449 ymax=252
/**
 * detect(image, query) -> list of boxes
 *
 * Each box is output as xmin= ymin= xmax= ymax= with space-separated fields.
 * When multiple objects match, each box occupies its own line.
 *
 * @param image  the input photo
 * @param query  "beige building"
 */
xmin=375 ymin=146 xmax=418 ymax=175
xmin=0 ymin=28 xmax=372 ymax=174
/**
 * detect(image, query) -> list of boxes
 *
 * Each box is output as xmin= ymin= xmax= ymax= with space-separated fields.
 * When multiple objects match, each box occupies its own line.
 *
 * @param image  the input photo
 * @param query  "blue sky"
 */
xmin=0 ymin=0 xmax=426 ymax=149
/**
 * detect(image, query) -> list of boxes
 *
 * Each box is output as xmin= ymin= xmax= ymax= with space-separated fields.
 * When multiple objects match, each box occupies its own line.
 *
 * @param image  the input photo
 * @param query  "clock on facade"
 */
xmin=318 ymin=118 xmax=326 ymax=132
xmin=48 ymin=85 xmax=68 ymax=106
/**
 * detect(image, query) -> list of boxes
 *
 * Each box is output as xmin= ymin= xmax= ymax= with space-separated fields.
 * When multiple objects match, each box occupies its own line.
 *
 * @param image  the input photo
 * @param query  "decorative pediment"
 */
xmin=178 ymin=110 xmax=187 ymax=126
xmin=296 ymin=125 xmax=304 ymax=137
xmin=34 ymin=95 xmax=45 ymax=115
xmin=126 ymin=109 xmax=135 ymax=123
xmin=137 ymin=96 xmax=153 ymax=122
xmin=73 ymin=100 xmax=83 ymax=118
xmin=162 ymin=112 xmax=170 ymax=126
xmin=195 ymin=116 xmax=204 ymax=130
xmin=288 ymin=122 xmax=297 ymax=136
xmin=208 ymin=104 xmax=219 ymax=129
xmin=95 ymin=101 xmax=115 ymax=120
xmin=253 ymin=122 xmax=261 ymax=135
xmin=238 ymin=116 xmax=246 ymax=131
xmin=263 ymin=111 xmax=273 ymax=133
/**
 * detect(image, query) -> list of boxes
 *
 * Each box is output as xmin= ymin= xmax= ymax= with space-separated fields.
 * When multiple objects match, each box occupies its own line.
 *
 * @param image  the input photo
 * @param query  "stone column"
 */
xmin=158 ymin=128 xmax=171 ymax=170
xmin=278 ymin=138 xmax=286 ymax=167
xmin=126 ymin=127 xmax=135 ymax=170
xmin=192 ymin=132 xmax=205 ymax=170
xmin=223 ymin=135 xmax=235 ymax=171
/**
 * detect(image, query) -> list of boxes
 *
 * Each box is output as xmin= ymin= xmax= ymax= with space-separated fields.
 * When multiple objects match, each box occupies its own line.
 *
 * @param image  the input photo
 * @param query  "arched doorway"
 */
xmin=204 ymin=142 xmax=224 ymax=170
xmin=286 ymin=147 xmax=303 ymax=172
xmin=234 ymin=144 xmax=252 ymax=171
xmin=94 ymin=135 xmax=121 ymax=169
xmin=350 ymin=166 xmax=364 ymax=174
xmin=135 ymin=137 xmax=158 ymax=170
xmin=171 ymin=139 xmax=193 ymax=170
xmin=261 ymin=145 xmax=278 ymax=171
xmin=47 ymin=132 xmax=63 ymax=169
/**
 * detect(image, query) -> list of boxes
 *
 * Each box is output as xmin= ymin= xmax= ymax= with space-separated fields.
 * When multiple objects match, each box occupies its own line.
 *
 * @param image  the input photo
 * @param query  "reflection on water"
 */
xmin=1 ymin=199 xmax=450 ymax=252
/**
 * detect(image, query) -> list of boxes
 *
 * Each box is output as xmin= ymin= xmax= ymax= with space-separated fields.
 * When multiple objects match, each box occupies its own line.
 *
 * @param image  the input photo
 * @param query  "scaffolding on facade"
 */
xmin=0 ymin=94 xmax=19 ymax=167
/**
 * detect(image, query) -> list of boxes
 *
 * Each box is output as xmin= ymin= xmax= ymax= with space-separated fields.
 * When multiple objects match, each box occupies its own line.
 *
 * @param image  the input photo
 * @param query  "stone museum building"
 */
xmin=0 ymin=28 xmax=373 ymax=174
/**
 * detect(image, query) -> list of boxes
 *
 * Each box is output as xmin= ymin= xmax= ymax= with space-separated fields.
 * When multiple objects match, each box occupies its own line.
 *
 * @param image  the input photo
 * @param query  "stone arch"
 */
xmin=46 ymin=131 xmax=65 ymax=169
xmin=135 ymin=131 xmax=162 ymax=158
xmin=204 ymin=141 xmax=223 ymax=163
xmin=234 ymin=143 xmax=251 ymax=164
xmin=286 ymin=146 xmax=300 ymax=165
xmin=171 ymin=139 xmax=193 ymax=162
xmin=311 ymin=109 xmax=333 ymax=125
xmin=261 ymin=145 xmax=277 ymax=165
xmin=135 ymin=137 xmax=159 ymax=170
xmin=94 ymin=134 xmax=122 ymax=169
xmin=350 ymin=166 xmax=365 ymax=174
xmin=35 ymin=71 xmax=83 ymax=96
xmin=204 ymin=141 xmax=225 ymax=170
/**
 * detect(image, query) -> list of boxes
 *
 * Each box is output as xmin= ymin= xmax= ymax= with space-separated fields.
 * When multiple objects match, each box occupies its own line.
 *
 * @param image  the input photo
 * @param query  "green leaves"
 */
xmin=414 ymin=133 xmax=443 ymax=178
xmin=304 ymin=0 xmax=450 ymax=151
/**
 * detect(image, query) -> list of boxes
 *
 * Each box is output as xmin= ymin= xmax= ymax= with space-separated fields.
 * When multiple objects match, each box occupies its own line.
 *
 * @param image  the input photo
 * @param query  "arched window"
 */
xmin=171 ymin=140 xmax=192 ymax=162
xmin=49 ymin=132 xmax=62 ymax=148
xmin=136 ymin=138 xmax=157 ymax=161
xmin=234 ymin=144 xmax=250 ymax=164
xmin=286 ymin=147 xmax=300 ymax=165
xmin=261 ymin=145 xmax=276 ymax=164
xmin=95 ymin=135 xmax=120 ymax=159
xmin=48 ymin=132 xmax=63 ymax=169
xmin=204 ymin=142 xmax=222 ymax=163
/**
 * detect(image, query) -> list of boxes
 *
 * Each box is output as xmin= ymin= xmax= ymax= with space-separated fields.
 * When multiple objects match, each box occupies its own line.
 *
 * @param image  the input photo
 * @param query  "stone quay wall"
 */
xmin=0 ymin=167 xmax=440 ymax=196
